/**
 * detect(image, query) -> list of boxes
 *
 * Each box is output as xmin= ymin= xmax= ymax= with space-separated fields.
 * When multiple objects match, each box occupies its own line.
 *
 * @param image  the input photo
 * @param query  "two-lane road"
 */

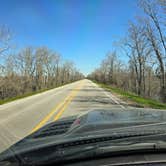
xmin=0 ymin=79 xmax=126 ymax=153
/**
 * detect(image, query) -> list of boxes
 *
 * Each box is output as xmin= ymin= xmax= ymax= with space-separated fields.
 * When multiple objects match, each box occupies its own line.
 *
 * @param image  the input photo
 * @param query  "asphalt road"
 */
xmin=0 ymin=79 xmax=127 ymax=153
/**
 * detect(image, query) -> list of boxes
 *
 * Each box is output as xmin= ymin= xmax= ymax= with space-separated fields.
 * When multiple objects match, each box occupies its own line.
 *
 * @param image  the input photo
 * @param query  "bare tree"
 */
xmin=140 ymin=0 xmax=166 ymax=53
xmin=121 ymin=22 xmax=151 ymax=96
xmin=144 ymin=22 xmax=166 ymax=101
xmin=139 ymin=0 xmax=166 ymax=101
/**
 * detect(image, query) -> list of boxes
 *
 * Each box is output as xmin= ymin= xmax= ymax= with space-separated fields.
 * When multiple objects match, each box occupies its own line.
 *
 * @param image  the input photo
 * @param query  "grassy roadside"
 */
xmin=0 ymin=89 xmax=47 ymax=105
xmin=94 ymin=81 xmax=166 ymax=109
xmin=0 ymin=82 xmax=75 ymax=105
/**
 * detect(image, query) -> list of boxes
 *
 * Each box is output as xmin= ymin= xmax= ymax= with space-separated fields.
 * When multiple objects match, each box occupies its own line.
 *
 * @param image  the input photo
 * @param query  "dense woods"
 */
xmin=0 ymin=33 xmax=84 ymax=100
xmin=88 ymin=0 xmax=166 ymax=103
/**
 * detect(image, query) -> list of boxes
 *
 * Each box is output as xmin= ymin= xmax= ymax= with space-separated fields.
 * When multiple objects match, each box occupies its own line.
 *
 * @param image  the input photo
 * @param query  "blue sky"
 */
xmin=0 ymin=0 xmax=142 ymax=75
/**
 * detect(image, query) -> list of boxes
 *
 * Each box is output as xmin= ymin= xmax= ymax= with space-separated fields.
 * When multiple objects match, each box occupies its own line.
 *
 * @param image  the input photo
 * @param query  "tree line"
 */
xmin=88 ymin=0 xmax=166 ymax=102
xmin=0 ymin=31 xmax=84 ymax=100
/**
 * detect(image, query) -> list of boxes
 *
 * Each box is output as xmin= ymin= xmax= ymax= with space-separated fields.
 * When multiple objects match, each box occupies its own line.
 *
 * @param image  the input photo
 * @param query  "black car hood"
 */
xmin=69 ymin=108 xmax=166 ymax=132
xmin=27 ymin=107 xmax=166 ymax=138
xmin=1 ymin=108 xmax=166 ymax=162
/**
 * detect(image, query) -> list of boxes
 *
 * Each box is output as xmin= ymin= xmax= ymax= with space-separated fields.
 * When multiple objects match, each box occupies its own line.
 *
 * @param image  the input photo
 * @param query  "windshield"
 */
xmin=0 ymin=0 xmax=166 ymax=165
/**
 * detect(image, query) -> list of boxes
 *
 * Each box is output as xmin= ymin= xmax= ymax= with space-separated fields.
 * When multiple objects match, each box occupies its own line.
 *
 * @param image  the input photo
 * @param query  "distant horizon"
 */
xmin=0 ymin=0 xmax=143 ymax=75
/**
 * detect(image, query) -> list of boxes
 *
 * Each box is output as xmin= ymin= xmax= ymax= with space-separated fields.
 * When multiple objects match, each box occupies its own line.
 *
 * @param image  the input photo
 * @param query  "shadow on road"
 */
xmin=68 ymin=88 xmax=103 ymax=92
xmin=73 ymin=96 xmax=117 ymax=105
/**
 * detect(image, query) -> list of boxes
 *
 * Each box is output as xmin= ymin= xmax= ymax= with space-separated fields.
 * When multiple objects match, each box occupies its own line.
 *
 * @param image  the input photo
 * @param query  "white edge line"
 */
xmin=91 ymin=82 xmax=125 ymax=109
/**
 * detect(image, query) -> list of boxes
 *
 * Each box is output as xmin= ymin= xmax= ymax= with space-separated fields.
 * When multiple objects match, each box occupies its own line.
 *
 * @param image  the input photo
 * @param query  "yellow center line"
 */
xmin=54 ymin=84 xmax=82 ymax=121
xmin=30 ymin=83 xmax=82 ymax=134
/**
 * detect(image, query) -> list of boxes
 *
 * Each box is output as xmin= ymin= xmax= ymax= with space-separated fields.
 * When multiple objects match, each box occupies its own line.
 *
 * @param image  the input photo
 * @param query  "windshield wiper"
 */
xmin=1 ymin=131 xmax=166 ymax=165
xmin=53 ymin=141 xmax=166 ymax=164
xmin=6 ymin=141 xmax=166 ymax=165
